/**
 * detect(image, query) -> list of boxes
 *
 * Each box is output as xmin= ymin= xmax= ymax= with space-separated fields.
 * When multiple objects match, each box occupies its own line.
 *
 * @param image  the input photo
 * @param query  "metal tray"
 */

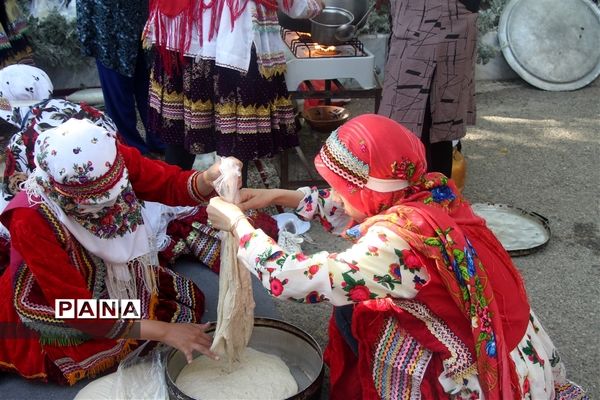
xmin=498 ymin=0 xmax=600 ymax=91
xmin=471 ymin=203 xmax=551 ymax=257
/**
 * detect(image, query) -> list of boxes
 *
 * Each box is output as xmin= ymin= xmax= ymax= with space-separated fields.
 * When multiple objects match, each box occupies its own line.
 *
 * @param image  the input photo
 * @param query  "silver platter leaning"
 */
xmin=498 ymin=0 xmax=600 ymax=91
xmin=471 ymin=203 xmax=551 ymax=257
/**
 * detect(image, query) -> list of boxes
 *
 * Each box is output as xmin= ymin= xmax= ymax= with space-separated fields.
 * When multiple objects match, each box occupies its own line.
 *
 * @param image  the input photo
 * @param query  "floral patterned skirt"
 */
xmin=148 ymin=49 xmax=299 ymax=161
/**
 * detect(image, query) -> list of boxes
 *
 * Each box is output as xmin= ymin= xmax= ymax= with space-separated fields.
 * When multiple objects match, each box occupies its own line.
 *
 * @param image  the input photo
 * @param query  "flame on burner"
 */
xmin=315 ymin=44 xmax=337 ymax=53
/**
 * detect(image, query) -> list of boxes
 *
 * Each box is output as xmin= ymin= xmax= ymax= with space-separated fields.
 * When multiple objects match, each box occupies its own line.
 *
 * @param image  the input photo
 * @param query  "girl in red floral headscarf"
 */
xmin=207 ymin=114 xmax=588 ymax=399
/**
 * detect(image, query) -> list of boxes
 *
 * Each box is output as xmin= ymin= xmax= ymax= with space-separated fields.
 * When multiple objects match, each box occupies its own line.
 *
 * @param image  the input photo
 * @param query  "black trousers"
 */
xmin=421 ymin=98 xmax=454 ymax=178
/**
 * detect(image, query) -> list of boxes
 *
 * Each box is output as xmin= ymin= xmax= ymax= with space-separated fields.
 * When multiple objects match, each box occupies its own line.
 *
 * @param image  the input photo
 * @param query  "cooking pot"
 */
xmin=278 ymin=0 xmax=370 ymax=33
xmin=309 ymin=7 xmax=354 ymax=46
xmin=165 ymin=318 xmax=324 ymax=400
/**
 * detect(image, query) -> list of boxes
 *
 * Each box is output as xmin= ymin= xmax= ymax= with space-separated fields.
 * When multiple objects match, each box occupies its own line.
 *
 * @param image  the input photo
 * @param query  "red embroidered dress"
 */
xmin=0 ymin=145 xmax=208 ymax=384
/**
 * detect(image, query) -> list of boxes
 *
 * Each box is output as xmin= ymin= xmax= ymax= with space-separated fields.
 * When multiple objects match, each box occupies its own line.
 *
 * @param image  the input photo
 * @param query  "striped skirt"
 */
xmin=148 ymin=49 xmax=299 ymax=161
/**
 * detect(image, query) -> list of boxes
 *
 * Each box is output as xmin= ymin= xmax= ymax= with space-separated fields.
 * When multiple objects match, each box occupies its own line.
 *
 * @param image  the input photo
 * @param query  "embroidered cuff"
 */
xmin=187 ymin=171 xmax=215 ymax=203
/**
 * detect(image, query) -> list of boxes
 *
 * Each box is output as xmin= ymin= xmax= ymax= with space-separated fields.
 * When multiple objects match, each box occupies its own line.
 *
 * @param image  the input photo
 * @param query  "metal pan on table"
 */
xmin=471 ymin=203 xmax=551 ymax=257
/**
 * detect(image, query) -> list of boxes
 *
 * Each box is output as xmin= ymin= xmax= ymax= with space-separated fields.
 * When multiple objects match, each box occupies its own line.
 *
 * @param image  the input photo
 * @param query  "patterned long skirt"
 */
xmin=148 ymin=49 xmax=299 ymax=161
xmin=378 ymin=0 xmax=478 ymax=143
xmin=0 ymin=0 xmax=33 ymax=67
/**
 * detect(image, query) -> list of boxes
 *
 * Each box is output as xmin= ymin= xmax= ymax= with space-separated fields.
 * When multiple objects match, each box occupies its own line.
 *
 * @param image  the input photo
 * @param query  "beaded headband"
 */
xmin=50 ymin=152 xmax=126 ymax=199
xmin=319 ymin=129 xmax=370 ymax=187
xmin=319 ymin=129 xmax=411 ymax=192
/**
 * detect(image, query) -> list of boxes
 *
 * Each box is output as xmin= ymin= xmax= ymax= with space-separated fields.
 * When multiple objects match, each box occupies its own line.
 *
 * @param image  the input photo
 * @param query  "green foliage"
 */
xmin=357 ymin=1 xmax=391 ymax=36
xmin=25 ymin=11 xmax=86 ymax=68
xmin=478 ymin=0 xmax=509 ymax=35
xmin=477 ymin=0 xmax=509 ymax=64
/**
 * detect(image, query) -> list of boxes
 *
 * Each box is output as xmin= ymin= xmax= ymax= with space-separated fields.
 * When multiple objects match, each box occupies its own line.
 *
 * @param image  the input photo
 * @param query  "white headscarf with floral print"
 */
xmin=23 ymin=118 xmax=157 ymax=299
xmin=0 ymin=64 xmax=53 ymax=128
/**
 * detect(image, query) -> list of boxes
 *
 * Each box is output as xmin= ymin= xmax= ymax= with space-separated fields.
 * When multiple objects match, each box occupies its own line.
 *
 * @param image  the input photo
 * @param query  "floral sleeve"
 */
xmin=237 ymin=225 xmax=430 ymax=306
xmin=295 ymin=186 xmax=352 ymax=235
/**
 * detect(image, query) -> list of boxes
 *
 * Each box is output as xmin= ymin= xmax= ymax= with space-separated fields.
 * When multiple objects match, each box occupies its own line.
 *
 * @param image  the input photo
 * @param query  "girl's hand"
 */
xmin=139 ymin=320 xmax=218 ymax=363
xmin=237 ymin=188 xmax=277 ymax=210
xmin=207 ymin=197 xmax=246 ymax=231
xmin=238 ymin=188 xmax=306 ymax=210
xmin=162 ymin=322 xmax=218 ymax=364
xmin=204 ymin=157 xmax=243 ymax=189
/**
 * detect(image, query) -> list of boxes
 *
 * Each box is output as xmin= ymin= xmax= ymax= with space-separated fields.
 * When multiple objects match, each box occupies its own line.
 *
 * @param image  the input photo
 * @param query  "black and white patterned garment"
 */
xmin=0 ymin=64 xmax=53 ymax=127
xmin=378 ymin=0 xmax=478 ymax=143
xmin=2 ymin=99 xmax=117 ymax=199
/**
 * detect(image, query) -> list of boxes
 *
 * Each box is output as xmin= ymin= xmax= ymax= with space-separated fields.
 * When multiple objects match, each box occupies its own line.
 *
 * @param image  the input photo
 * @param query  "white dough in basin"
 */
xmin=176 ymin=347 xmax=298 ymax=400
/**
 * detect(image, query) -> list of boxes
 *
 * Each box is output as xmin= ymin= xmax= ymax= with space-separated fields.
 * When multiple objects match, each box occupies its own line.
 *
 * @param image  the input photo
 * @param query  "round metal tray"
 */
xmin=471 ymin=203 xmax=551 ymax=257
xmin=498 ymin=0 xmax=600 ymax=91
xmin=165 ymin=318 xmax=324 ymax=400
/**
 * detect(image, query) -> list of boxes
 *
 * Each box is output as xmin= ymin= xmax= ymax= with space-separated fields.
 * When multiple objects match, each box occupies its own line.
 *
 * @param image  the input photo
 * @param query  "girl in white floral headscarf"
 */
xmin=23 ymin=118 xmax=157 ymax=299
xmin=0 ymin=117 xmax=227 ymax=384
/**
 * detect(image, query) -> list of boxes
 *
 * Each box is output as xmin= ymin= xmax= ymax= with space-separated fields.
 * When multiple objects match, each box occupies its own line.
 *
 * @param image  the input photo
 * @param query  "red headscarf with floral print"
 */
xmin=315 ymin=114 xmax=530 ymax=399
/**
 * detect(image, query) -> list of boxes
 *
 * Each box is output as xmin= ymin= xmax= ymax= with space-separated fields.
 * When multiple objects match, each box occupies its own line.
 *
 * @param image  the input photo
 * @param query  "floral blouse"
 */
xmin=237 ymin=187 xmax=430 ymax=306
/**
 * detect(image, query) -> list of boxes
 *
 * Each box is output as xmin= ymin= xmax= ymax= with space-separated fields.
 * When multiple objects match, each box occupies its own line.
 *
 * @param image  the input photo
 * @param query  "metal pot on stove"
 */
xmin=309 ymin=7 xmax=354 ymax=46
xmin=278 ymin=0 xmax=370 ymax=34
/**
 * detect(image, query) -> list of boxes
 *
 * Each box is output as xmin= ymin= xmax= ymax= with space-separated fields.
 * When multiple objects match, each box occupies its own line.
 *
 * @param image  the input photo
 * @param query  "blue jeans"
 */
xmin=96 ymin=50 xmax=165 ymax=155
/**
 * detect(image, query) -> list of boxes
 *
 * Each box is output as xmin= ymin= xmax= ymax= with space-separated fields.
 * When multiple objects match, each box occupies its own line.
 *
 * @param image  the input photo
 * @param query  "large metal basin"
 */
xmin=166 ymin=318 xmax=324 ymax=400
xmin=278 ymin=0 xmax=370 ymax=33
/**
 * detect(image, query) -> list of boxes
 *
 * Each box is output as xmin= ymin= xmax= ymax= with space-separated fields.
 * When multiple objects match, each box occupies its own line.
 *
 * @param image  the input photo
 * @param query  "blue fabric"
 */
xmin=334 ymin=304 xmax=359 ymax=356
xmin=76 ymin=0 xmax=148 ymax=77
xmin=96 ymin=54 xmax=164 ymax=155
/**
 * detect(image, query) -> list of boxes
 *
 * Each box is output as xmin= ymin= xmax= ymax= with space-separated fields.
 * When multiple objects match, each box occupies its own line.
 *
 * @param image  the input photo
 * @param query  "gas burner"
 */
xmin=297 ymin=33 xmax=313 ymax=43
xmin=314 ymin=44 xmax=340 ymax=57
xmin=281 ymin=28 xmax=377 ymax=91
xmin=282 ymin=29 xmax=367 ymax=58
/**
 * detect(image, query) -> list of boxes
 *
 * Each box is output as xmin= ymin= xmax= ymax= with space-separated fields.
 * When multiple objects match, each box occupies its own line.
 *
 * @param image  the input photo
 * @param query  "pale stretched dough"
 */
xmin=210 ymin=229 xmax=255 ymax=363
xmin=176 ymin=347 xmax=298 ymax=400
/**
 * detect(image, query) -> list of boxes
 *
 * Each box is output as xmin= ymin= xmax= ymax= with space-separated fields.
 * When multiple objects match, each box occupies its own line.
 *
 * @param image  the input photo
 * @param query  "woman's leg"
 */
xmin=421 ymin=97 xmax=453 ymax=177
xmin=96 ymin=59 xmax=150 ymax=154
